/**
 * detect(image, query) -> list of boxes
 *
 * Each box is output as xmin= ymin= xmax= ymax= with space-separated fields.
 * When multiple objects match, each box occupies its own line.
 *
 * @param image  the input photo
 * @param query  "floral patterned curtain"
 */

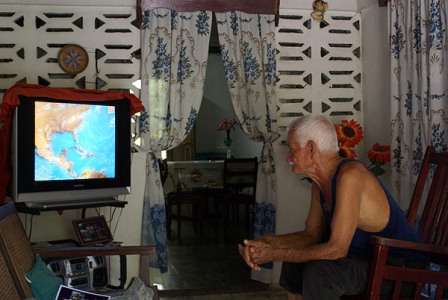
xmin=138 ymin=9 xmax=212 ymax=279
xmin=215 ymin=11 xmax=280 ymax=283
xmin=389 ymin=0 xmax=448 ymax=208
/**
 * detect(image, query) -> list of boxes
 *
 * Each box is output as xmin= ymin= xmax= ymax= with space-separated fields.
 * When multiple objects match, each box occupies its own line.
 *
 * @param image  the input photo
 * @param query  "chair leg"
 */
xmin=197 ymin=201 xmax=206 ymax=237
xmin=245 ymin=203 xmax=251 ymax=237
xmin=214 ymin=198 xmax=220 ymax=243
xmin=223 ymin=203 xmax=231 ymax=242
xmin=166 ymin=204 xmax=172 ymax=240
xmin=176 ymin=196 xmax=182 ymax=244
xmin=192 ymin=203 xmax=198 ymax=233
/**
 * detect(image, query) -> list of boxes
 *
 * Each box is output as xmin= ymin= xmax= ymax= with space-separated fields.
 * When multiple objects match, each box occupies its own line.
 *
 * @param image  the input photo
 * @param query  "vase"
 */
xmin=224 ymin=130 xmax=232 ymax=158
xmin=226 ymin=147 xmax=232 ymax=158
xmin=224 ymin=129 xmax=232 ymax=147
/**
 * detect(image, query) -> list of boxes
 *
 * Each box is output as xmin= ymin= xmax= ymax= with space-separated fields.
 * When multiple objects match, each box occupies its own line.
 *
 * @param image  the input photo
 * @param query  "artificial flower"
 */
xmin=367 ymin=143 xmax=391 ymax=165
xmin=339 ymin=145 xmax=357 ymax=159
xmin=335 ymin=119 xmax=364 ymax=148
xmin=217 ymin=118 xmax=238 ymax=131
xmin=366 ymin=143 xmax=391 ymax=176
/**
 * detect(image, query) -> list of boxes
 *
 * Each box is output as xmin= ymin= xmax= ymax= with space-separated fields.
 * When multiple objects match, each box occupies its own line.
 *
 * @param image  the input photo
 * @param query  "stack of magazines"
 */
xmin=55 ymin=285 xmax=111 ymax=300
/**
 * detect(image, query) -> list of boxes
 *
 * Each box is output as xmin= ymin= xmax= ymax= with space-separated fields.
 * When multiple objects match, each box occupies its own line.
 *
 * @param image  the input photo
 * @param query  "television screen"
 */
xmin=12 ymin=96 xmax=132 ymax=206
xmin=34 ymin=101 xmax=116 ymax=181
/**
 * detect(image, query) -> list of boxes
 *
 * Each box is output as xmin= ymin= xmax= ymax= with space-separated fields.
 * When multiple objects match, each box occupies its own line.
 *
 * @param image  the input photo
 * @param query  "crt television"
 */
xmin=10 ymin=92 xmax=133 ymax=207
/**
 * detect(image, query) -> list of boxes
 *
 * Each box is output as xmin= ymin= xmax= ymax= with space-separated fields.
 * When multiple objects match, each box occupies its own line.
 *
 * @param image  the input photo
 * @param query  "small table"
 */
xmin=165 ymin=160 xmax=224 ymax=193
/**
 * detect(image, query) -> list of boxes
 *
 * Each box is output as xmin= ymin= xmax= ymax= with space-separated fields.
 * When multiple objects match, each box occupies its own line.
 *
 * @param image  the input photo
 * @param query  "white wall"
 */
xmin=196 ymin=53 xmax=263 ymax=159
xmin=359 ymin=4 xmax=392 ymax=189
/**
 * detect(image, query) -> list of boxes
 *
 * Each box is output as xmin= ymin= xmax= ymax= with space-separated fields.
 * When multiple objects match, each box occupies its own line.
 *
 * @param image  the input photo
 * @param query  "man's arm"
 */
xmin=248 ymin=164 xmax=365 ymax=266
xmin=239 ymin=183 xmax=328 ymax=270
xmin=260 ymin=183 xmax=327 ymax=249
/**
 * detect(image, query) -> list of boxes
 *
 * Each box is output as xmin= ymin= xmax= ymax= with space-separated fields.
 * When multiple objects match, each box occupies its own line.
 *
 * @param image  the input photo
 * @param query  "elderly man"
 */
xmin=239 ymin=115 xmax=426 ymax=299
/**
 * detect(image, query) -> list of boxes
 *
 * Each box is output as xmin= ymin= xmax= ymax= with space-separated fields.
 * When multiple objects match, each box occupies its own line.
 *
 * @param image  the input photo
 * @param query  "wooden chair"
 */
xmin=163 ymin=161 xmax=208 ymax=244
xmin=353 ymin=145 xmax=448 ymax=299
xmin=0 ymin=202 xmax=158 ymax=300
xmin=213 ymin=157 xmax=258 ymax=240
xmin=165 ymin=189 xmax=208 ymax=244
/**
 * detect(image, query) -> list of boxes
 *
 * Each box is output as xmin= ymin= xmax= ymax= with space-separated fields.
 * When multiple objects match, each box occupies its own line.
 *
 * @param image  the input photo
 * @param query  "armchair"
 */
xmin=0 ymin=201 xmax=157 ymax=299
xmin=362 ymin=145 xmax=448 ymax=299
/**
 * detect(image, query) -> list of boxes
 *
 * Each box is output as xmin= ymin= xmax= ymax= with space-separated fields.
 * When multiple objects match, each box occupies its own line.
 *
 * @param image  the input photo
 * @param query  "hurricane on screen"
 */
xmin=34 ymin=101 xmax=116 ymax=181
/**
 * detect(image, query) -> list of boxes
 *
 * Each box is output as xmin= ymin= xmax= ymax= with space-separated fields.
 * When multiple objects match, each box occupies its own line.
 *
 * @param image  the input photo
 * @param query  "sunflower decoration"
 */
xmin=334 ymin=119 xmax=364 ymax=158
xmin=338 ymin=145 xmax=357 ymax=159
xmin=334 ymin=119 xmax=390 ymax=176
xmin=366 ymin=143 xmax=391 ymax=176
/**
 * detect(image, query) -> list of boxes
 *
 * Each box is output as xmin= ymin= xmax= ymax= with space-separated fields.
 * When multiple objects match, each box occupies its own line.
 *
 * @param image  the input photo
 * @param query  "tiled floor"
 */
xmin=157 ymin=213 xmax=276 ymax=298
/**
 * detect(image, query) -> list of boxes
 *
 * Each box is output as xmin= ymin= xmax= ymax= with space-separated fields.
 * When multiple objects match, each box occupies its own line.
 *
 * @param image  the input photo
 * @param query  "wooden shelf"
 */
xmin=15 ymin=199 xmax=127 ymax=216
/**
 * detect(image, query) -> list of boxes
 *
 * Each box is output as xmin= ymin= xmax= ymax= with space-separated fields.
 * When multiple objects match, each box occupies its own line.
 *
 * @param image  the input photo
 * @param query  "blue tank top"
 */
xmin=319 ymin=159 xmax=422 ymax=259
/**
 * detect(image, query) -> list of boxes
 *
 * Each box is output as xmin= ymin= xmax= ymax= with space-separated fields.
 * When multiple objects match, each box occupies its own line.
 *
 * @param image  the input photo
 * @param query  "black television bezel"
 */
xmin=12 ymin=96 xmax=131 ymax=203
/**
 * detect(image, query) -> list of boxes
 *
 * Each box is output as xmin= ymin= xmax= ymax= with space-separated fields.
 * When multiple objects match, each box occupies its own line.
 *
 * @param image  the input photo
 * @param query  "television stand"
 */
xmin=15 ymin=198 xmax=128 ymax=216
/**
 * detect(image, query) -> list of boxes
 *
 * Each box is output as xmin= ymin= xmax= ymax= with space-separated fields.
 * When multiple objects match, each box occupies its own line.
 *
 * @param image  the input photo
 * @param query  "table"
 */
xmin=165 ymin=160 xmax=224 ymax=193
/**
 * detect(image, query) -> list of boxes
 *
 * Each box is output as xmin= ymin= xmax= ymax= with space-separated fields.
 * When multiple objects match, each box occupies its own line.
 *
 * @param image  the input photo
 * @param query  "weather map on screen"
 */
xmin=34 ymin=101 xmax=116 ymax=181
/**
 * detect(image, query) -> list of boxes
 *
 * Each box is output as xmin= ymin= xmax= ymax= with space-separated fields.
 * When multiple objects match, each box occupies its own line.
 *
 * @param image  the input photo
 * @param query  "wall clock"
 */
xmin=57 ymin=44 xmax=89 ymax=74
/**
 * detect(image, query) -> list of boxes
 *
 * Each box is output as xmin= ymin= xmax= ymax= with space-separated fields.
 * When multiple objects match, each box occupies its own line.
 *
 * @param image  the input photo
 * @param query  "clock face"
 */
xmin=57 ymin=44 xmax=89 ymax=74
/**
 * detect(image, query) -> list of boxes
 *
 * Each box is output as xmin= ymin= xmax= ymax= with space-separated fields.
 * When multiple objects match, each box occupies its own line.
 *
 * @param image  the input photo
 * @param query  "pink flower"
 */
xmin=218 ymin=118 xmax=237 ymax=131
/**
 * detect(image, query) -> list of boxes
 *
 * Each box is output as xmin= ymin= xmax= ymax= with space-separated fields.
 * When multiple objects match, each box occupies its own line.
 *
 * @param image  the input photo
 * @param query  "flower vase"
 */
xmin=226 ymin=147 xmax=232 ymax=158
xmin=224 ymin=130 xmax=232 ymax=158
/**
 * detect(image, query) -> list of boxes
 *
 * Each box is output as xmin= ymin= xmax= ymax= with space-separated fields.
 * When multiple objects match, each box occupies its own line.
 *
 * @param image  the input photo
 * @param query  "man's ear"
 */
xmin=306 ymin=140 xmax=316 ymax=155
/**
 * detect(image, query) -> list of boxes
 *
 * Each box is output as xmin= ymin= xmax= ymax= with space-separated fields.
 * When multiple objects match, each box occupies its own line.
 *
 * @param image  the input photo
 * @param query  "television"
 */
xmin=10 ymin=95 xmax=132 ymax=208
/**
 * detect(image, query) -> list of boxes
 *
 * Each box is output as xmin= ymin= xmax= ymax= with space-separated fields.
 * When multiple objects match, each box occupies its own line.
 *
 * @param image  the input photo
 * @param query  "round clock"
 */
xmin=57 ymin=44 xmax=89 ymax=74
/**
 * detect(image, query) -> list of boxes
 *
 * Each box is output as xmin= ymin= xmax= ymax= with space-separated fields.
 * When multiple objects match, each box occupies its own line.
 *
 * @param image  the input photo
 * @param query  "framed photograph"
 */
xmin=72 ymin=216 xmax=112 ymax=246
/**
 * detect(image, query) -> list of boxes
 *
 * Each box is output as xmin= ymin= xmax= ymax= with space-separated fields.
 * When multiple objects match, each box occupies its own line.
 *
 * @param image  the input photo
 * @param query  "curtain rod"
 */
xmin=137 ymin=0 xmax=279 ymax=28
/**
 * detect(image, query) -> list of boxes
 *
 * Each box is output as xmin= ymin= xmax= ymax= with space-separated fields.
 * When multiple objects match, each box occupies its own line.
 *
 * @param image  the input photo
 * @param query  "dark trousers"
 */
xmin=279 ymin=256 xmax=428 ymax=300
xmin=279 ymin=257 xmax=370 ymax=300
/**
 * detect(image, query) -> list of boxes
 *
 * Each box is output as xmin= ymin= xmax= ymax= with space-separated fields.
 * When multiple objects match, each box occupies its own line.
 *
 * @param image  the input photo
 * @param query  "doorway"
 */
xmin=160 ymin=17 xmax=263 ymax=293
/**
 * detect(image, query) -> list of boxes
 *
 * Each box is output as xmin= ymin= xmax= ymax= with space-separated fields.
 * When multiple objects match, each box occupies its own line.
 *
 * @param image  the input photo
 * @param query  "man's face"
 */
xmin=286 ymin=129 xmax=303 ymax=174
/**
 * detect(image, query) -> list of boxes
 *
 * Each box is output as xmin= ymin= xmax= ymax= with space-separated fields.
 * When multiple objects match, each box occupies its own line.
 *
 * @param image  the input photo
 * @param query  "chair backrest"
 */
xmin=158 ymin=158 xmax=169 ymax=185
xmin=0 ymin=202 xmax=35 ymax=300
xmin=223 ymin=157 xmax=258 ymax=195
xmin=406 ymin=145 xmax=448 ymax=248
xmin=0 ymin=244 xmax=22 ymax=299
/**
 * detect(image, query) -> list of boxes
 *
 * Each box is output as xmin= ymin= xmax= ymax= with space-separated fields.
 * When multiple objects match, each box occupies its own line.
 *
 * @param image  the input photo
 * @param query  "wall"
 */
xmin=359 ymin=4 xmax=391 ymax=188
xmin=196 ymin=53 xmax=262 ymax=159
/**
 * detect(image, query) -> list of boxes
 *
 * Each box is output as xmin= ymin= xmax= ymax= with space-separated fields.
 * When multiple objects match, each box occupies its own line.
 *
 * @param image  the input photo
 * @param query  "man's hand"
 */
xmin=238 ymin=240 xmax=261 ymax=271
xmin=238 ymin=239 xmax=274 ymax=271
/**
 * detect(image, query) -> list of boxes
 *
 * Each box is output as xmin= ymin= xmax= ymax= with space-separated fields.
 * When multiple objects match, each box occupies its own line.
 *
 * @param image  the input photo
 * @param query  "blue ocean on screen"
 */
xmin=34 ymin=103 xmax=116 ymax=181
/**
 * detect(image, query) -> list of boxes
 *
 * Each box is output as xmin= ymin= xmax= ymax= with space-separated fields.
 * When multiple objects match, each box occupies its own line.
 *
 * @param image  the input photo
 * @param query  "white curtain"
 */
xmin=389 ymin=0 xmax=448 ymax=208
xmin=389 ymin=2 xmax=448 ymax=297
xmin=215 ymin=11 xmax=280 ymax=283
xmin=138 ymin=8 xmax=212 ymax=280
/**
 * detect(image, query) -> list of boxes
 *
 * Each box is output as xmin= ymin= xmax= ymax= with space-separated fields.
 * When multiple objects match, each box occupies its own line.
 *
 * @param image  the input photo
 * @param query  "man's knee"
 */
xmin=279 ymin=260 xmax=341 ymax=295
xmin=302 ymin=260 xmax=336 ymax=287
xmin=279 ymin=262 xmax=304 ymax=294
